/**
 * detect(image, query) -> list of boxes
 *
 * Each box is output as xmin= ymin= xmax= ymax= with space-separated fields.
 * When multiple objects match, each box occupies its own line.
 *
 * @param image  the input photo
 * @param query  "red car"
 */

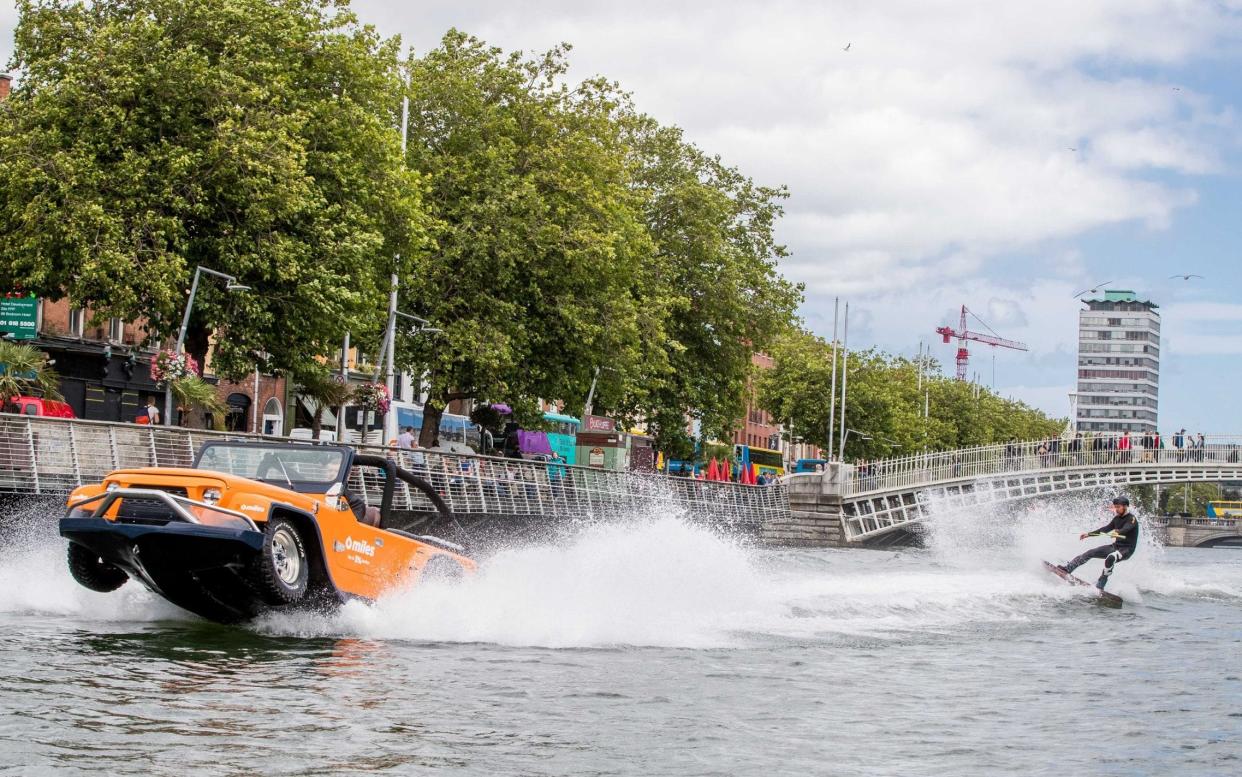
xmin=5 ymin=395 xmax=75 ymax=418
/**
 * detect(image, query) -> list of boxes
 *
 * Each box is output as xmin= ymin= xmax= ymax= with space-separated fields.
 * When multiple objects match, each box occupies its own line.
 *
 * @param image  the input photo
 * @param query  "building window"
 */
xmin=69 ymin=308 xmax=84 ymax=337
xmin=108 ymin=317 xmax=124 ymax=343
xmin=262 ymin=397 xmax=284 ymax=436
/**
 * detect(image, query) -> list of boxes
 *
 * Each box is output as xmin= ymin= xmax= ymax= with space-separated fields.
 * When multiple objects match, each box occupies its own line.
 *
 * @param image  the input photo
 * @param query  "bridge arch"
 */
xmin=1187 ymin=531 xmax=1242 ymax=548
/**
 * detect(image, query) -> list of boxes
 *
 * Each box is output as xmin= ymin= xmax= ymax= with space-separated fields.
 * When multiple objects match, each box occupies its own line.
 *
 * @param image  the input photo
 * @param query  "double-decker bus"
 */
xmin=542 ymin=411 xmax=581 ymax=465
xmin=1205 ymin=501 xmax=1242 ymax=519
xmin=734 ymin=444 xmax=785 ymax=480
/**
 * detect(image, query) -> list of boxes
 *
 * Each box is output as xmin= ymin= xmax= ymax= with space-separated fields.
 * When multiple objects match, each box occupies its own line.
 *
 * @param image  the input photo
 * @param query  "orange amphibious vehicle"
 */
xmin=59 ymin=441 xmax=475 ymax=623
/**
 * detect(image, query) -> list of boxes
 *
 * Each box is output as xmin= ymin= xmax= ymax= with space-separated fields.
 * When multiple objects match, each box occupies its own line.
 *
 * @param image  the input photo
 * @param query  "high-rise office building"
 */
xmin=1075 ymin=290 xmax=1160 ymax=433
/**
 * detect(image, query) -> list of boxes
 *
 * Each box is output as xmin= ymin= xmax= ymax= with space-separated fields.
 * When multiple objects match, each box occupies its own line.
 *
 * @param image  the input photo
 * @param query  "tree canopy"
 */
xmin=758 ymin=328 xmax=1065 ymax=461
xmin=0 ymin=0 xmax=424 ymax=377
xmin=397 ymin=32 xmax=802 ymax=445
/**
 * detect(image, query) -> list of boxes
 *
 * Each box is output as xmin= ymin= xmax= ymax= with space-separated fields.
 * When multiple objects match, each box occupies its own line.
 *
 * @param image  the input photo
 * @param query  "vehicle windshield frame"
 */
xmin=193 ymin=442 xmax=352 ymax=493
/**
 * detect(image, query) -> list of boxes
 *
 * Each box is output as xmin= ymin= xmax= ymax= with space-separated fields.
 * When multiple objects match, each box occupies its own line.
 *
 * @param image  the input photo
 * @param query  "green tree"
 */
xmin=1162 ymin=483 xmax=1223 ymax=516
xmin=758 ymin=328 xmax=1064 ymax=461
xmin=0 ymin=340 xmax=61 ymax=404
xmin=290 ymin=363 xmax=351 ymax=440
xmin=398 ymin=32 xmax=653 ymax=445
xmin=0 ymin=0 xmax=424 ymax=378
xmin=621 ymin=118 xmax=802 ymax=449
xmin=169 ymin=376 xmax=227 ymax=429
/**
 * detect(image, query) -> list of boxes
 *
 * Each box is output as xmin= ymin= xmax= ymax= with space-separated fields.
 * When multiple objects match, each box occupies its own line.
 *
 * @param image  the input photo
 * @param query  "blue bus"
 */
xmin=388 ymin=401 xmax=481 ymax=449
xmin=542 ymin=411 xmax=581 ymax=465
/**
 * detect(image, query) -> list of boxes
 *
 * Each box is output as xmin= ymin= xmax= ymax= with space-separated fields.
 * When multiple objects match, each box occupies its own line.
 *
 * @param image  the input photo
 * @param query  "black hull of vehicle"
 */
xmin=59 ymin=517 xmax=321 ymax=624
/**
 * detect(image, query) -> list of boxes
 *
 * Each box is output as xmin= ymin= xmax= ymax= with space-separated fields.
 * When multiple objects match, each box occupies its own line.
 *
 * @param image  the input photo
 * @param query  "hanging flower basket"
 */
xmin=150 ymin=349 xmax=200 ymax=384
xmin=352 ymin=382 xmax=391 ymax=415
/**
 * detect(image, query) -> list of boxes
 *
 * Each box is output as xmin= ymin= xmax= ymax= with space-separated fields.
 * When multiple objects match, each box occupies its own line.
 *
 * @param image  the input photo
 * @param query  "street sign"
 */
xmin=584 ymin=414 xmax=615 ymax=432
xmin=0 ymin=296 xmax=38 ymax=340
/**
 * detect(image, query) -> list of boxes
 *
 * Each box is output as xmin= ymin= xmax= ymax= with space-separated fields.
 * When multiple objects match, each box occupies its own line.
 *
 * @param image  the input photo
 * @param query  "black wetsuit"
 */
xmin=1064 ymin=512 xmax=1139 ymax=588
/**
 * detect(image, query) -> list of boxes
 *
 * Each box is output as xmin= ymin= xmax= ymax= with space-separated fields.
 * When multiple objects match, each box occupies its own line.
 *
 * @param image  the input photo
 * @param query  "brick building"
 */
xmin=0 ymin=73 xmax=11 ymax=101
xmin=4 ymin=295 xmax=287 ymax=430
xmin=730 ymin=352 xmax=822 ymax=465
xmin=732 ymin=353 xmax=782 ymax=451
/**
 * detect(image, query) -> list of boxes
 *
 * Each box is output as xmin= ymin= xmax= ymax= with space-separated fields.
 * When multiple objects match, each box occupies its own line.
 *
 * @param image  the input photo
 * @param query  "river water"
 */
xmin=1 ymin=497 xmax=1239 ymax=776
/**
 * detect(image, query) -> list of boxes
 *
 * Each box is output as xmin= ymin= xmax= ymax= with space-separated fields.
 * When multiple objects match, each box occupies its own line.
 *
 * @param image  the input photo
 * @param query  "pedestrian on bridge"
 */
xmin=1174 ymin=429 xmax=1186 ymax=461
xmin=1057 ymin=496 xmax=1139 ymax=591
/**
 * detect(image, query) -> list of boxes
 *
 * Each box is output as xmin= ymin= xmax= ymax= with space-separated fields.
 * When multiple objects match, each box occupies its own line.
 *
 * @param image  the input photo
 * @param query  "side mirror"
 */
xmin=325 ymin=482 xmax=347 ymax=510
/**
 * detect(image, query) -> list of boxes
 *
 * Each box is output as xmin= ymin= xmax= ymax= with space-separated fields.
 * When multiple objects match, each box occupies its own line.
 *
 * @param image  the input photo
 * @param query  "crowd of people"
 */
xmin=1008 ymin=429 xmax=1222 ymax=469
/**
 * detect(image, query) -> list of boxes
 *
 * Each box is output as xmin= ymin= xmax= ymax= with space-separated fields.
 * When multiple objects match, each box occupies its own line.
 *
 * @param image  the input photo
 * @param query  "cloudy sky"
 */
xmin=4 ymin=1 xmax=1242 ymax=431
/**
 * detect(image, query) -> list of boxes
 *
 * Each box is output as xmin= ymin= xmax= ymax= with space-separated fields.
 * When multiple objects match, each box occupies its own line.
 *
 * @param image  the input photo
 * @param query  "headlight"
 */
xmin=106 ymin=483 xmax=119 ymax=492
xmin=202 ymin=488 xmax=222 ymax=505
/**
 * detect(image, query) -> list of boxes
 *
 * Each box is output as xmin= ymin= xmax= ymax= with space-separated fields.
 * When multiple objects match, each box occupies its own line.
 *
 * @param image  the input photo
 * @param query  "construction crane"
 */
xmin=935 ymin=305 xmax=1028 ymax=381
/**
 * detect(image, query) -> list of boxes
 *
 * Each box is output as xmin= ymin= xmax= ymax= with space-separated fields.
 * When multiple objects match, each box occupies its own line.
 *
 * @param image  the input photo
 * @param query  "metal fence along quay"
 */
xmin=0 ymin=415 xmax=789 ymax=530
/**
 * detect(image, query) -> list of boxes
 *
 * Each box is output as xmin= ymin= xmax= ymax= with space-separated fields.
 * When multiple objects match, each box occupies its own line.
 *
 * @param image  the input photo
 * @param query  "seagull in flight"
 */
xmin=843 ymin=42 xmax=851 ymax=51
xmin=1068 ymin=147 xmax=1077 ymax=152
xmin=1169 ymin=273 xmax=1204 ymax=280
xmin=1073 ymin=281 xmax=1114 ymax=298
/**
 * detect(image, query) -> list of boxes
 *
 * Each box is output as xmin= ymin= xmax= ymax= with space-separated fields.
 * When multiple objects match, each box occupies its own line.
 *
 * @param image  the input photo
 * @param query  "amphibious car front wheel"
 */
xmin=247 ymin=517 xmax=309 ymax=605
xmin=67 ymin=543 xmax=128 ymax=592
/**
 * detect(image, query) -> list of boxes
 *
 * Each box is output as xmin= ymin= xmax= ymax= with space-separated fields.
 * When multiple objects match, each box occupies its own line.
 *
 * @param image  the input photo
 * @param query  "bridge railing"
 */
xmin=0 ymin=414 xmax=787 ymax=527
xmin=844 ymin=434 xmax=1242 ymax=496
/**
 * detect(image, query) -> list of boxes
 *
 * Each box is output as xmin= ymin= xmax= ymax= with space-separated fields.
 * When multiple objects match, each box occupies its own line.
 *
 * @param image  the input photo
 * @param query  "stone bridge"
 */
xmin=780 ymin=436 xmax=1242 ymax=547
xmin=1157 ymin=516 xmax=1242 ymax=548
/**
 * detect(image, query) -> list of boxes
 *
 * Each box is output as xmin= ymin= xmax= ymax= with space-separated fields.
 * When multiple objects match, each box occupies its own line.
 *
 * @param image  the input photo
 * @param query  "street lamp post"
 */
xmin=165 ymin=266 xmax=249 ymax=425
xmin=581 ymin=365 xmax=617 ymax=420
xmin=842 ymin=427 xmax=871 ymax=457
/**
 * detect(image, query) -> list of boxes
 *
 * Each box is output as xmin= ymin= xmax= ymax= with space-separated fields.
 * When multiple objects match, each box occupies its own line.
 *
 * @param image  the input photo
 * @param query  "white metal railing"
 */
xmin=0 ymin=413 xmax=787 ymax=528
xmin=844 ymin=434 xmax=1242 ymax=497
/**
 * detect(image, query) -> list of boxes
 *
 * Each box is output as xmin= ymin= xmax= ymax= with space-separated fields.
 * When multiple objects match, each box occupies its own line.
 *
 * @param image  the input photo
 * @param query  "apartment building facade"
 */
xmin=1075 ymin=290 xmax=1160 ymax=434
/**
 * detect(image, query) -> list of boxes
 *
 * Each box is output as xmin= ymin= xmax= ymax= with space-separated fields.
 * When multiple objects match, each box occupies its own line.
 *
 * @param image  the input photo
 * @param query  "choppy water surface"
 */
xmin=1 ymin=499 xmax=1239 ymax=776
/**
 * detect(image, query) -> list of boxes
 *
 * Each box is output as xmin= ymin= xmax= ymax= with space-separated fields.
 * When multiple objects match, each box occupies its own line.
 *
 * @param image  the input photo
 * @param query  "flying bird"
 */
xmin=1169 ymin=273 xmax=1204 ymax=280
xmin=1068 ymin=147 xmax=1077 ymax=152
xmin=843 ymin=42 xmax=851 ymax=51
xmin=1073 ymin=281 xmax=1114 ymax=298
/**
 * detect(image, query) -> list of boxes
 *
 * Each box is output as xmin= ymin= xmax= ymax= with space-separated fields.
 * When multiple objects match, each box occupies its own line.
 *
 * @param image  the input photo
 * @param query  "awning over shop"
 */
xmin=297 ymin=395 xmax=337 ymax=427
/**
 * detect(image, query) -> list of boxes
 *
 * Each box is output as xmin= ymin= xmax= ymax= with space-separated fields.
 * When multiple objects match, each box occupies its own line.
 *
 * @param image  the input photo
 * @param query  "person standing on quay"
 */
xmin=144 ymin=396 xmax=161 ymax=426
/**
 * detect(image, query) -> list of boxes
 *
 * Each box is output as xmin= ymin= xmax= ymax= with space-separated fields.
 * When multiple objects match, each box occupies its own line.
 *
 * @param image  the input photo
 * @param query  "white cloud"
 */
xmin=3 ymin=0 xmax=1239 ymax=405
xmin=1161 ymin=302 xmax=1242 ymax=356
xmin=1004 ymin=384 xmax=1077 ymax=420
xmin=349 ymin=0 xmax=1238 ymax=300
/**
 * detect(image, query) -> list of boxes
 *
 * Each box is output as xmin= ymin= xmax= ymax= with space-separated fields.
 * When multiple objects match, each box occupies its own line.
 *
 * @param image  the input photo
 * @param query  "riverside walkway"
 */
xmin=0 ymin=414 xmax=788 ymax=533
xmin=5 ymin=413 xmax=1242 ymax=548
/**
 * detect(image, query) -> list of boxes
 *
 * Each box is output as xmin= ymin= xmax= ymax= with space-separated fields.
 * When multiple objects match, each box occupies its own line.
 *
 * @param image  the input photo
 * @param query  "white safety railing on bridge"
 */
xmin=845 ymin=434 xmax=1242 ymax=497
xmin=0 ymin=413 xmax=787 ymax=527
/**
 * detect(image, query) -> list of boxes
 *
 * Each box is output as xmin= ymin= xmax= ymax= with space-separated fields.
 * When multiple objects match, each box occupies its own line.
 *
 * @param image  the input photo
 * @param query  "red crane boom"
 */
xmin=935 ymin=305 xmax=1028 ymax=381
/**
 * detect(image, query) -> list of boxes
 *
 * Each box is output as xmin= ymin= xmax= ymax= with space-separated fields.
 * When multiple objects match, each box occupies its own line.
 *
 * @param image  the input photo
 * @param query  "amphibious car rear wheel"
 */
xmin=247 ymin=517 xmax=309 ymax=605
xmin=419 ymin=555 xmax=465 ymax=583
xmin=67 ymin=543 xmax=128 ymax=592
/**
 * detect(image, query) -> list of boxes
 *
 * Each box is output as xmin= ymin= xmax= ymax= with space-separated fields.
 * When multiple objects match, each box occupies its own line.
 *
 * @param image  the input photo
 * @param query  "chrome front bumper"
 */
xmin=65 ymin=488 xmax=260 ymax=532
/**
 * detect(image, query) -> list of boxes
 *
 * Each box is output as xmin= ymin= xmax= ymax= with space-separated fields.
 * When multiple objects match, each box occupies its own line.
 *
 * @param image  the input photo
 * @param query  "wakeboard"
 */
xmin=1042 ymin=561 xmax=1123 ymax=608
